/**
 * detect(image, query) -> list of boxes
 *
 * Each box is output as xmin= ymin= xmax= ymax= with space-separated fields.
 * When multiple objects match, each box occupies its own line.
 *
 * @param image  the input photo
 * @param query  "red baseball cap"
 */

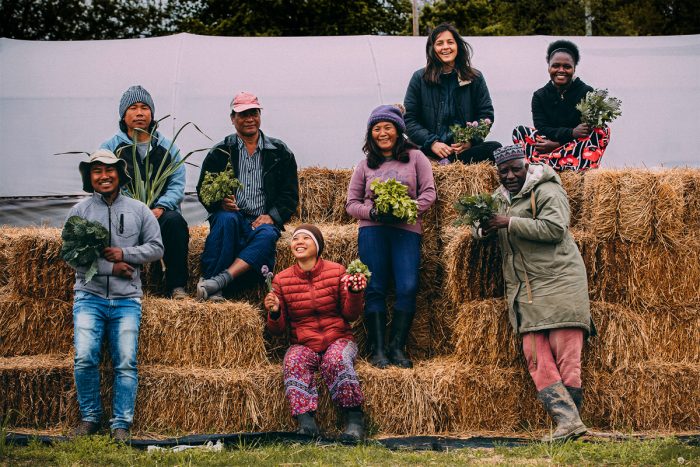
xmin=230 ymin=91 xmax=263 ymax=113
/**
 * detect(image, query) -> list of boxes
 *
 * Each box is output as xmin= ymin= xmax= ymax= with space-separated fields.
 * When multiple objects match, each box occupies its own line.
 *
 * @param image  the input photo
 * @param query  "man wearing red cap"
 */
xmin=195 ymin=91 xmax=299 ymax=301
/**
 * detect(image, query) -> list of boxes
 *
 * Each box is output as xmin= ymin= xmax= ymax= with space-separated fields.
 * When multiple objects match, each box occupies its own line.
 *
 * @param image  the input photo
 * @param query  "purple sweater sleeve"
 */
xmin=345 ymin=163 xmax=373 ymax=221
xmin=412 ymin=150 xmax=437 ymax=215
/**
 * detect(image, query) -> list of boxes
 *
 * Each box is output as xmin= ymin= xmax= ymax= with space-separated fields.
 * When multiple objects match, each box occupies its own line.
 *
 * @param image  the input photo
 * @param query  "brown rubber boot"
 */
xmin=538 ymin=381 xmax=587 ymax=442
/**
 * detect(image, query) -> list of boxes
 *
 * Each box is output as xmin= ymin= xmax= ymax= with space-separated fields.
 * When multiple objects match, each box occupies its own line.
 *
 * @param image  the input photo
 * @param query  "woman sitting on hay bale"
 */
xmin=265 ymin=224 xmax=367 ymax=441
xmin=512 ymin=40 xmax=610 ymax=172
xmin=480 ymin=145 xmax=595 ymax=442
xmin=346 ymin=105 xmax=436 ymax=369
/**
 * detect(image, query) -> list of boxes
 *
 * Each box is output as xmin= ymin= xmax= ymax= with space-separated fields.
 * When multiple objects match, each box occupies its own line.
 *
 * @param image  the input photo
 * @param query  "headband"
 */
xmin=292 ymin=229 xmax=320 ymax=253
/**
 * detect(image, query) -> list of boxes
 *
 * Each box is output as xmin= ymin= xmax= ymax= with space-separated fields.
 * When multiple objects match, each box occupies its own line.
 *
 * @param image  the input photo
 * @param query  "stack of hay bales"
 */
xmin=1 ymin=164 xmax=699 ymax=435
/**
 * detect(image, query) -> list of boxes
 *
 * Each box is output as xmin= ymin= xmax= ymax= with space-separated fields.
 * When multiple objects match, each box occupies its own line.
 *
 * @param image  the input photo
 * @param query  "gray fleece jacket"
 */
xmin=65 ymin=192 xmax=164 ymax=299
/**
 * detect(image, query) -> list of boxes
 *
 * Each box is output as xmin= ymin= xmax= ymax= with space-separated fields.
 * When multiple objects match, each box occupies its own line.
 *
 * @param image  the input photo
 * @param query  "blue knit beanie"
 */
xmin=367 ymin=105 xmax=406 ymax=133
xmin=119 ymin=85 xmax=155 ymax=118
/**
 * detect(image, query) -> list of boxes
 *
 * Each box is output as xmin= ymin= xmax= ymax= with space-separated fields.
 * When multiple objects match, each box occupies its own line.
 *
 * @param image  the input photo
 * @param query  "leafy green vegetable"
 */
xmin=346 ymin=259 xmax=372 ymax=281
xmin=576 ymin=89 xmax=622 ymax=128
xmin=199 ymin=162 xmax=245 ymax=206
xmin=450 ymin=118 xmax=493 ymax=145
xmin=60 ymin=216 xmax=109 ymax=282
xmin=370 ymin=178 xmax=418 ymax=224
xmin=453 ymin=192 xmax=500 ymax=228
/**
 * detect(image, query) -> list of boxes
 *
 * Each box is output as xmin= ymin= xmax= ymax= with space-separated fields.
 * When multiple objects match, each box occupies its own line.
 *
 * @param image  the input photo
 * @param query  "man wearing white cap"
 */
xmin=195 ymin=91 xmax=299 ymax=301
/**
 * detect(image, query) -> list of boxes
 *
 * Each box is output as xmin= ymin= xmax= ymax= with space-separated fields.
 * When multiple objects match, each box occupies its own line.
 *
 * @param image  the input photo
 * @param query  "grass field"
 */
xmin=1 ymin=434 xmax=698 ymax=466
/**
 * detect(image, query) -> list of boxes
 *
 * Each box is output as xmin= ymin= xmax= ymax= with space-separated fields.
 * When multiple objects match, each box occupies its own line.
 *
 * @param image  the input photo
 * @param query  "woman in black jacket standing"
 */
xmin=512 ymin=40 xmax=610 ymax=172
xmin=404 ymin=23 xmax=501 ymax=165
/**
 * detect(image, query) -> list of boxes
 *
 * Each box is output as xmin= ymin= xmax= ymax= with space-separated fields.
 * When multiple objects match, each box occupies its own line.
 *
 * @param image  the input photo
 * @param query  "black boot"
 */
xmin=538 ymin=381 xmax=587 ymax=442
xmin=364 ymin=312 xmax=389 ymax=369
xmin=386 ymin=312 xmax=415 ymax=368
xmin=339 ymin=407 xmax=365 ymax=442
xmin=296 ymin=411 xmax=319 ymax=437
xmin=565 ymin=385 xmax=583 ymax=415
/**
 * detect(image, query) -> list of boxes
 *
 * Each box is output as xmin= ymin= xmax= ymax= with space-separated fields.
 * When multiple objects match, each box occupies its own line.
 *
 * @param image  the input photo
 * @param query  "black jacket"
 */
xmin=531 ymin=77 xmax=593 ymax=144
xmin=404 ymin=68 xmax=495 ymax=157
xmin=196 ymin=131 xmax=299 ymax=228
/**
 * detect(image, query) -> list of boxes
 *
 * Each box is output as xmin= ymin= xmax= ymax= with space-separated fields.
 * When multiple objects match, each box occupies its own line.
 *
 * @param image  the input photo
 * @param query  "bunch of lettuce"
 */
xmin=370 ymin=178 xmax=418 ymax=224
xmin=450 ymin=118 xmax=493 ymax=144
xmin=453 ymin=193 xmax=500 ymax=228
xmin=199 ymin=162 xmax=244 ymax=206
xmin=60 ymin=216 xmax=109 ymax=281
xmin=576 ymin=89 xmax=622 ymax=128
xmin=346 ymin=259 xmax=372 ymax=281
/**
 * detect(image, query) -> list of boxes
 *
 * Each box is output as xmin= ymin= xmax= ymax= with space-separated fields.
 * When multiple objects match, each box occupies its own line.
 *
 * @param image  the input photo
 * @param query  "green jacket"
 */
xmin=492 ymin=164 xmax=592 ymax=335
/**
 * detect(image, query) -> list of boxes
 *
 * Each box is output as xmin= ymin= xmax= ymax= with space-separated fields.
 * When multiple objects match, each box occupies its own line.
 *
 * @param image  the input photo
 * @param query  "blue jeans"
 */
xmin=200 ymin=210 xmax=280 ymax=280
xmin=358 ymin=226 xmax=421 ymax=315
xmin=73 ymin=291 xmax=141 ymax=430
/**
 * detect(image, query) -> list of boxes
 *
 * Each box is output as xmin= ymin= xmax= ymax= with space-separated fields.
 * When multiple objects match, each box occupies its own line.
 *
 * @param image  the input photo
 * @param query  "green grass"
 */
xmin=0 ymin=435 xmax=698 ymax=466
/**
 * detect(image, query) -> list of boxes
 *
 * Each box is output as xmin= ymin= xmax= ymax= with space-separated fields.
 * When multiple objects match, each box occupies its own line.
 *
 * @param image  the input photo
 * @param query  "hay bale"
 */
xmin=678 ymin=169 xmax=700 ymax=232
xmin=0 ymin=226 xmax=28 ymax=286
xmin=290 ymin=167 xmax=354 ymax=225
xmin=0 ymin=293 xmax=73 ymax=357
xmin=645 ymin=303 xmax=700 ymax=363
xmin=585 ymin=302 xmax=651 ymax=369
xmin=558 ymin=171 xmax=585 ymax=229
xmin=580 ymin=169 xmax=620 ymax=240
xmin=0 ymin=354 xmax=73 ymax=428
xmin=654 ymin=169 xmax=688 ymax=248
xmin=616 ymin=170 xmax=657 ymax=243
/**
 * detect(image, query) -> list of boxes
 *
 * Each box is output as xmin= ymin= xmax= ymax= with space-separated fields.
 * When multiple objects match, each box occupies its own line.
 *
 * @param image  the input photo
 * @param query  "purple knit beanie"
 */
xmin=367 ymin=105 xmax=406 ymax=133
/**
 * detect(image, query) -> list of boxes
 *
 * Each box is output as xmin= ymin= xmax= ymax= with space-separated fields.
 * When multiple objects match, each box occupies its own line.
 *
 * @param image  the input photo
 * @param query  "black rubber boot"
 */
xmin=565 ymin=385 xmax=583 ymax=415
xmin=538 ymin=381 xmax=587 ymax=442
xmin=339 ymin=407 xmax=365 ymax=443
xmin=386 ymin=312 xmax=415 ymax=368
xmin=296 ymin=411 xmax=319 ymax=437
xmin=364 ymin=312 xmax=389 ymax=369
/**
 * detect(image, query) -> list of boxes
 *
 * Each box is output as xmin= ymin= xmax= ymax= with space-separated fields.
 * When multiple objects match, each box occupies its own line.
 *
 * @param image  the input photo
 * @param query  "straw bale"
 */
xmin=616 ymin=170 xmax=657 ymax=243
xmin=0 ymin=354 xmax=73 ymax=428
xmin=677 ymin=168 xmax=700 ymax=231
xmin=645 ymin=302 xmax=700 ymax=363
xmin=654 ymin=170 xmax=688 ymax=247
xmin=580 ymin=169 xmax=620 ymax=240
xmin=0 ymin=293 xmax=73 ymax=357
xmin=585 ymin=302 xmax=651 ymax=369
xmin=558 ymin=171 xmax=585 ymax=229
xmin=0 ymin=226 xmax=28 ymax=286
xmin=290 ymin=167 xmax=354 ymax=225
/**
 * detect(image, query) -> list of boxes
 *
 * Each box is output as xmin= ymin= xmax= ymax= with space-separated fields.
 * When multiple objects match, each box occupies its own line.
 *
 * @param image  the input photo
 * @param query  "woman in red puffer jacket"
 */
xmin=264 ymin=224 xmax=367 ymax=442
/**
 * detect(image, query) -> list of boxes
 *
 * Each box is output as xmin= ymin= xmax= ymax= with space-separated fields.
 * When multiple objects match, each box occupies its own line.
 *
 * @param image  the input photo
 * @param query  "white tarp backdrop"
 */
xmin=1 ymin=33 xmax=699 ymax=224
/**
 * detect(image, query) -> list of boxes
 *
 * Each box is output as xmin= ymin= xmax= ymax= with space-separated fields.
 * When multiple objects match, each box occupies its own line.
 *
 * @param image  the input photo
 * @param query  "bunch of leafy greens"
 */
xmin=199 ymin=161 xmax=244 ymax=206
xmin=450 ymin=118 xmax=493 ymax=145
xmin=370 ymin=178 xmax=418 ymax=224
xmin=576 ymin=89 xmax=622 ymax=128
xmin=346 ymin=259 xmax=372 ymax=281
xmin=453 ymin=193 xmax=500 ymax=228
xmin=60 ymin=216 xmax=110 ymax=282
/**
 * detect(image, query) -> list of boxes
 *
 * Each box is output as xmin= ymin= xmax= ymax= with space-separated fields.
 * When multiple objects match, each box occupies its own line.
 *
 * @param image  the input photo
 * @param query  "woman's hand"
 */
xmin=451 ymin=141 xmax=472 ymax=154
xmin=534 ymin=135 xmax=560 ymax=153
xmin=482 ymin=215 xmax=510 ymax=236
xmin=431 ymin=141 xmax=454 ymax=159
xmin=572 ymin=123 xmax=591 ymax=139
xmin=264 ymin=292 xmax=280 ymax=313
xmin=342 ymin=273 xmax=367 ymax=293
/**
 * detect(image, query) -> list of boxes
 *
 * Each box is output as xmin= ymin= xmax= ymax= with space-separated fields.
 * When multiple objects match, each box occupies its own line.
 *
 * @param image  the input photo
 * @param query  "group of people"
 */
xmin=63 ymin=23 xmax=602 ymax=444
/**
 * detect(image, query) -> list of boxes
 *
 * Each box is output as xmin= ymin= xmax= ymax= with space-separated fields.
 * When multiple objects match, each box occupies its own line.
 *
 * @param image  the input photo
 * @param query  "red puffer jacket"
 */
xmin=267 ymin=259 xmax=363 ymax=353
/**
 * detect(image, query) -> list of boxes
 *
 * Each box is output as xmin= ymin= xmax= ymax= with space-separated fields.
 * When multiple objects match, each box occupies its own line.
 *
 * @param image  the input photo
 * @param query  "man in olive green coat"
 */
xmin=481 ymin=144 xmax=592 ymax=442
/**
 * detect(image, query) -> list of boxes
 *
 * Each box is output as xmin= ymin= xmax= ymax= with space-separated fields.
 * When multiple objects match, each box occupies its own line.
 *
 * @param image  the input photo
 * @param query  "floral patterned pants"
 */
xmin=283 ymin=338 xmax=364 ymax=416
xmin=512 ymin=125 xmax=610 ymax=172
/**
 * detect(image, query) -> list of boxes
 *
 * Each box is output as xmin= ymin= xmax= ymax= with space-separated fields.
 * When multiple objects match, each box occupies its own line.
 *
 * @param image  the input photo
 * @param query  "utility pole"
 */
xmin=412 ymin=0 xmax=419 ymax=36
xmin=583 ymin=0 xmax=593 ymax=36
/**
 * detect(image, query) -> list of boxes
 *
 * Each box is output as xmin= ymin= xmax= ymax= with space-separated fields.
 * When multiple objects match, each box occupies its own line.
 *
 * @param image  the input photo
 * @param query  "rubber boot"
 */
xmin=386 ymin=311 xmax=415 ymax=368
xmin=296 ymin=411 xmax=319 ymax=437
xmin=364 ymin=312 xmax=389 ymax=369
xmin=566 ymin=385 xmax=583 ymax=415
xmin=339 ymin=407 xmax=365 ymax=442
xmin=538 ymin=381 xmax=587 ymax=442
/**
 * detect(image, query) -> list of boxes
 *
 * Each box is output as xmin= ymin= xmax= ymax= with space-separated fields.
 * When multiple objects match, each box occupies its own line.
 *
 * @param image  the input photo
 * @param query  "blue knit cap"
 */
xmin=119 ymin=85 xmax=155 ymax=118
xmin=494 ymin=145 xmax=526 ymax=165
xmin=367 ymin=105 xmax=406 ymax=133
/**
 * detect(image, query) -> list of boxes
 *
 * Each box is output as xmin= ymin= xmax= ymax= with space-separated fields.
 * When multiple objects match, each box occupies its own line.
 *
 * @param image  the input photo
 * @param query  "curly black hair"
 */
xmin=546 ymin=39 xmax=580 ymax=65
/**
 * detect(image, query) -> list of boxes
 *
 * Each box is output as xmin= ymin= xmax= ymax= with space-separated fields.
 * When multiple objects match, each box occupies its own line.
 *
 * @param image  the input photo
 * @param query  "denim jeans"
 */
xmin=73 ymin=290 xmax=141 ymax=430
xmin=200 ymin=210 xmax=280 ymax=280
xmin=358 ymin=226 xmax=421 ymax=315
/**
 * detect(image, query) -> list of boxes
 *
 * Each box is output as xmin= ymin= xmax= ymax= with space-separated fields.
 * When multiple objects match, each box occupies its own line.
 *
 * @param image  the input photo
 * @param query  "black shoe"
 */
xmin=386 ymin=312 xmax=415 ymax=368
xmin=296 ymin=412 xmax=319 ymax=437
xmin=339 ymin=408 xmax=365 ymax=443
xmin=71 ymin=420 xmax=100 ymax=437
xmin=364 ymin=312 xmax=389 ymax=369
xmin=111 ymin=428 xmax=131 ymax=443
xmin=538 ymin=381 xmax=587 ymax=442
xmin=565 ymin=385 xmax=583 ymax=415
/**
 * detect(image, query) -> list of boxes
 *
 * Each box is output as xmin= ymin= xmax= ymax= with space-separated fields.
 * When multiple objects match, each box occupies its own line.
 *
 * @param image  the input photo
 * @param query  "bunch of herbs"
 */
xmin=576 ymin=89 xmax=622 ymax=128
xmin=370 ymin=178 xmax=418 ymax=224
xmin=60 ymin=216 xmax=110 ymax=281
xmin=453 ymin=192 xmax=500 ymax=228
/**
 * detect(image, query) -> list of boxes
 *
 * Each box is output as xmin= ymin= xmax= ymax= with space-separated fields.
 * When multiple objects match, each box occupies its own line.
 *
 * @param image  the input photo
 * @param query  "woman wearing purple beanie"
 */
xmin=345 ymin=105 xmax=436 ymax=369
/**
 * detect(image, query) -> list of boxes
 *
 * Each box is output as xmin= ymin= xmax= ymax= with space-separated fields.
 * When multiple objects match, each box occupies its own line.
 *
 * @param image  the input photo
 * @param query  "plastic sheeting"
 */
xmin=1 ymin=33 xmax=699 ymax=224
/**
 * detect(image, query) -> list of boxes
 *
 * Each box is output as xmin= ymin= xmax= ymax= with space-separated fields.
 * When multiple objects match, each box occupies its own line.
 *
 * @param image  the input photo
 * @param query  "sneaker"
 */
xmin=71 ymin=420 xmax=100 ymax=437
xmin=111 ymin=428 xmax=130 ymax=443
xmin=170 ymin=287 xmax=188 ymax=300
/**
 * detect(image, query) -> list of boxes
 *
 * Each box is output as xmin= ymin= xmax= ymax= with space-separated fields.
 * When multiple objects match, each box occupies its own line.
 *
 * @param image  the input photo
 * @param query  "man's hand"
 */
xmin=151 ymin=207 xmax=165 ymax=219
xmin=451 ymin=141 xmax=472 ymax=154
xmin=264 ymin=291 xmax=280 ymax=313
xmin=572 ymin=123 xmax=591 ymax=139
xmin=103 ymin=247 xmax=124 ymax=262
xmin=482 ymin=215 xmax=510 ymax=236
xmin=222 ymin=195 xmax=240 ymax=212
xmin=534 ymin=135 xmax=561 ymax=153
xmin=112 ymin=262 xmax=135 ymax=279
xmin=431 ymin=141 xmax=454 ymax=159
xmin=252 ymin=214 xmax=274 ymax=229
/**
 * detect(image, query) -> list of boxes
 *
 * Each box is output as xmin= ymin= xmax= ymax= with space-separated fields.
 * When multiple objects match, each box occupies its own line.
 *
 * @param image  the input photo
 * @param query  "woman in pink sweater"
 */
xmin=345 ymin=105 xmax=437 ymax=369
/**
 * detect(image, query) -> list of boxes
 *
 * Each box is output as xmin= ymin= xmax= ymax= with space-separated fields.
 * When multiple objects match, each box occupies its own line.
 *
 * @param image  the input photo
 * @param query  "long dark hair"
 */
xmin=423 ymin=23 xmax=478 ymax=84
xmin=363 ymin=123 xmax=414 ymax=169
